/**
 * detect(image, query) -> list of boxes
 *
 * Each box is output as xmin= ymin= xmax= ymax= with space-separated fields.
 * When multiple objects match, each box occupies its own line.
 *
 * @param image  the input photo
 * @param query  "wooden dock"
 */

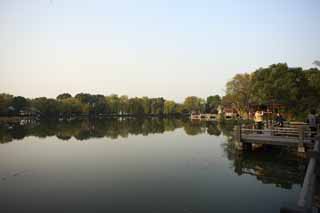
xmin=234 ymin=126 xmax=314 ymax=152
xmin=233 ymin=125 xmax=319 ymax=212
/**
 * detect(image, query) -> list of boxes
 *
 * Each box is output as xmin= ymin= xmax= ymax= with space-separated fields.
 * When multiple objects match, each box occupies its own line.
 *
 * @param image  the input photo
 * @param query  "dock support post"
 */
xmin=298 ymin=126 xmax=306 ymax=153
xmin=234 ymin=125 xmax=243 ymax=151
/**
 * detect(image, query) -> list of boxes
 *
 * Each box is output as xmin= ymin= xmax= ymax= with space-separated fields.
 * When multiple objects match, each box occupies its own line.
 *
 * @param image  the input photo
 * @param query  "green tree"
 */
xmin=56 ymin=93 xmax=72 ymax=100
xmin=11 ymin=96 xmax=29 ymax=113
xmin=150 ymin=98 xmax=164 ymax=115
xmin=183 ymin=96 xmax=205 ymax=113
xmin=225 ymin=73 xmax=252 ymax=115
xmin=0 ymin=93 xmax=13 ymax=116
xmin=106 ymin=94 xmax=120 ymax=114
xmin=141 ymin=96 xmax=151 ymax=114
xmin=164 ymin=100 xmax=176 ymax=114
xmin=128 ymin=97 xmax=144 ymax=115
xmin=59 ymin=98 xmax=83 ymax=116
xmin=206 ymin=95 xmax=221 ymax=113
xmin=251 ymin=64 xmax=312 ymax=115
xmin=31 ymin=97 xmax=60 ymax=117
xmin=119 ymin=95 xmax=129 ymax=115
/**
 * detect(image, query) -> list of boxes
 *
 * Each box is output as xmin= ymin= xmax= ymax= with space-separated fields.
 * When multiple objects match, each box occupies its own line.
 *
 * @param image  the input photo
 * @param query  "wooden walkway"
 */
xmin=233 ymin=125 xmax=319 ymax=212
xmin=234 ymin=126 xmax=315 ymax=152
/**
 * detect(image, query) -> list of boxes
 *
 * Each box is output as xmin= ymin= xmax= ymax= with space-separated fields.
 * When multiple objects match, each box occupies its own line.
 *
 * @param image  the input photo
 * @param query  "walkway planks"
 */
xmin=242 ymin=134 xmax=313 ymax=147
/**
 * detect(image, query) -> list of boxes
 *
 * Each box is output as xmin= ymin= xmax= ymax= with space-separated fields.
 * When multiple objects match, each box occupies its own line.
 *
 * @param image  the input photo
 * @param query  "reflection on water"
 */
xmin=223 ymin=142 xmax=306 ymax=189
xmin=0 ymin=118 xmax=306 ymax=212
xmin=0 ymin=118 xmax=234 ymax=143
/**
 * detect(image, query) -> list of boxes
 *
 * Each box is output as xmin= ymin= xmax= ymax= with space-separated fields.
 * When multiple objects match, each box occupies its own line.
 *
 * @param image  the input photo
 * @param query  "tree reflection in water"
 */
xmin=1 ymin=118 xmax=225 ymax=143
xmin=0 ymin=118 xmax=307 ymax=190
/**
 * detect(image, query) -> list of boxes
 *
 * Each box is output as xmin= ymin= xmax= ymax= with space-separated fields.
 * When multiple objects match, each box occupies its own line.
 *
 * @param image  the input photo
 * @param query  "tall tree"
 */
xmin=0 ymin=93 xmax=13 ymax=115
xmin=164 ymin=100 xmax=177 ymax=114
xmin=225 ymin=73 xmax=252 ymax=115
xmin=206 ymin=95 xmax=221 ymax=113
xmin=183 ymin=96 xmax=205 ymax=112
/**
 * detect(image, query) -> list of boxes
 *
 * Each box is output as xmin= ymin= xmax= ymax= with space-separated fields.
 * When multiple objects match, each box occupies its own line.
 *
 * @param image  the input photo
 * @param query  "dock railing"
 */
xmin=239 ymin=126 xmax=312 ymax=141
xmin=281 ymin=135 xmax=320 ymax=213
xmin=297 ymin=136 xmax=319 ymax=212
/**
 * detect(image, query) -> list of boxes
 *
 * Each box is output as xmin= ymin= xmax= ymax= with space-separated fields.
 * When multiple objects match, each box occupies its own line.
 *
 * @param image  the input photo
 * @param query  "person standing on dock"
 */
xmin=254 ymin=109 xmax=264 ymax=133
xmin=275 ymin=113 xmax=285 ymax=127
xmin=307 ymin=109 xmax=318 ymax=139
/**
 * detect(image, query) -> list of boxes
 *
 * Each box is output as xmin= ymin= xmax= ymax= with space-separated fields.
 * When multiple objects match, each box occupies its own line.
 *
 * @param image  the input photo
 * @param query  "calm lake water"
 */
xmin=0 ymin=118 xmax=306 ymax=213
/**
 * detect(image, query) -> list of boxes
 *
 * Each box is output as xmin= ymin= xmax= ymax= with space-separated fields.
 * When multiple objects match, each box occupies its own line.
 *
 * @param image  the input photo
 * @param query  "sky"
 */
xmin=1 ymin=0 xmax=319 ymax=102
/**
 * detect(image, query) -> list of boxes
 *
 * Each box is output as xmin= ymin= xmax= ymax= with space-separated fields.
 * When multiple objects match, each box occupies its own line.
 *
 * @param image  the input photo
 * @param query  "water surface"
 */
xmin=0 ymin=119 xmax=306 ymax=212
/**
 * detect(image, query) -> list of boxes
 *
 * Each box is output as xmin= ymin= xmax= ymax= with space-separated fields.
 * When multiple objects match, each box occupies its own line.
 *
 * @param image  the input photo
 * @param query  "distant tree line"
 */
xmin=0 ymin=92 xmax=221 ymax=118
xmin=2 ymin=63 xmax=317 ymax=119
xmin=223 ymin=63 xmax=320 ymax=118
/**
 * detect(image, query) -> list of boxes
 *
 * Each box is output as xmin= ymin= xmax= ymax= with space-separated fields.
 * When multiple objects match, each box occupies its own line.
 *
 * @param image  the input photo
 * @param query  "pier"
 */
xmin=233 ymin=125 xmax=314 ymax=152
xmin=233 ymin=125 xmax=320 ymax=212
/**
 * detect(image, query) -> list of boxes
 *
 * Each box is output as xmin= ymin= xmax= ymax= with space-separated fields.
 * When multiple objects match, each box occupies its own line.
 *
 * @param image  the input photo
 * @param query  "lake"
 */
xmin=0 ymin=118 xmax=306 ymax=213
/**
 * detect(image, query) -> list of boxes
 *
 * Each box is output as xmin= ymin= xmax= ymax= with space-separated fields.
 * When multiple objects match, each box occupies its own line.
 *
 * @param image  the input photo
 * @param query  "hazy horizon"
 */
xmin=1 ymin=0 xmax=319 ymax=102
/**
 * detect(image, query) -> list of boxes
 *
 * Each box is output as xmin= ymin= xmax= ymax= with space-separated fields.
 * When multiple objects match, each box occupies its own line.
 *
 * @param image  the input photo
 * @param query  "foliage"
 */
xmin=225 ymin=63 xmax=320 ymax=117
xmin=225 ymin=73 xmax=252 ymax=114
xmin=183 ymin=96 xmax=205 ymax=112
xmin=57 ymin=93 xmax=72 ymax=100
xmin=206 ymin=95 xmax=221 ymax=113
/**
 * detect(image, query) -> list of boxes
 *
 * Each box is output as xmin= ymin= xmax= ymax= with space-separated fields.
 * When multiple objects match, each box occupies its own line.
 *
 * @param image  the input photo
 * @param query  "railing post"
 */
xmin=234 ymin=125 xmax=243 ymax=150
xmin=298 ymin=126 xmax=306 ymax=153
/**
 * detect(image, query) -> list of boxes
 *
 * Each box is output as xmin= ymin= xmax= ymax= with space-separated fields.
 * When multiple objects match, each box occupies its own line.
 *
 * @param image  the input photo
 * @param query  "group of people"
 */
xmin=253 ymin=110 xmax=285 ymax=129
xmin=253 ymin=109 xmax=319 ymax=136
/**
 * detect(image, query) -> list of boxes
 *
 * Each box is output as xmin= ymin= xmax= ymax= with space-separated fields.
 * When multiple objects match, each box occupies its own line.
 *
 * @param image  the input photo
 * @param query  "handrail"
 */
xmin=240 ymin=127 xmax=313 ymax=141
xmin=297 ymin=136 xmax=319 ymax=210
xmin=241 ymin=128 xmax=310 ymax=131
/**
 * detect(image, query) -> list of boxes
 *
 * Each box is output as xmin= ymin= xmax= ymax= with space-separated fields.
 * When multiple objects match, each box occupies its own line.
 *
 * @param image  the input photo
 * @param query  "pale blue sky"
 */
xmin=1 ymin=0 xmax=319 ymax=102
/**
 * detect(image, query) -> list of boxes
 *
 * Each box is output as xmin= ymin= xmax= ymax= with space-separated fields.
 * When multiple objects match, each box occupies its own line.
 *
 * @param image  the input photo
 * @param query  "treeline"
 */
xmin=224 ymin=63 xmax=320 ymax=118
xmin=2 ymin=63 xmax=318 ymax=119
xmin=0 ymin=92 xmax=222 ymax=117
